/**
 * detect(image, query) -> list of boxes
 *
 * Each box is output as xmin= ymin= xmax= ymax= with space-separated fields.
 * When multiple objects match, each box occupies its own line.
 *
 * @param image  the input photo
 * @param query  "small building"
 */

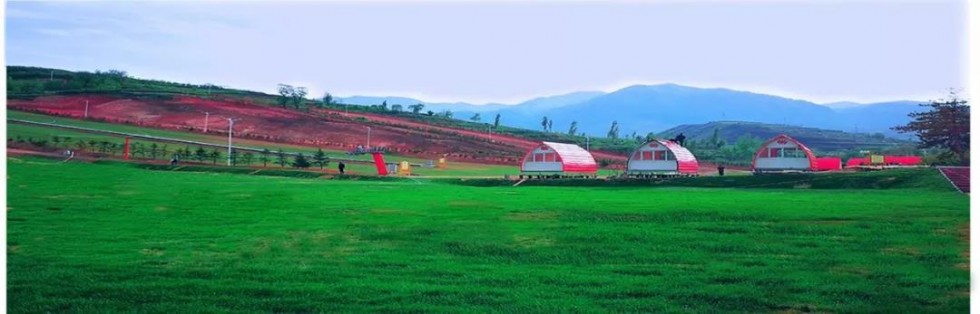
xmin=626 ymin=139 xmax=698 ymax=176
xmin=520 ymin=141 xmax=597 ymax=177
xmin=814 ymin=156 xmax=843 ymax=171
xmin=846 ymin=155 xmax=922 ymax=168
xmin=752 ymin=134 xmax=820 ymax=172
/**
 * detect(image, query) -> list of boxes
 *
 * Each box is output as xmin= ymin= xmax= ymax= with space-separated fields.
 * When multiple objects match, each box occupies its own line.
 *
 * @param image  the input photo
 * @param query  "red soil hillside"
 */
xmin=308 ymin=108 xmax=627 ymax=163
xmin=8 ymin=95 xmax=628 ymax=165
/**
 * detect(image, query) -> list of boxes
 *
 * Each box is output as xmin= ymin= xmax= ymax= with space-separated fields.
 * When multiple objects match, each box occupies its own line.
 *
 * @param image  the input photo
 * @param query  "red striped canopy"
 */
xmin=627 ymin=139 xmax=699 ymax=174
xmin=520 ymin=141 xmax=597 ymax=173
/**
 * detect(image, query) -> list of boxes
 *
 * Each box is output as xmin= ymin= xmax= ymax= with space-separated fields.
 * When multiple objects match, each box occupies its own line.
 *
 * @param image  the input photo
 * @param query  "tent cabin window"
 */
xmin=783 ymin=148 xmax=805 ymax=158
xmin=760 ymin=147 xmax=806 ymax=158
xmin=529 ymin=152 xmax=558 ymax=162
xmin=633 ymin=148 xmax=677 ymax=161
xmin=769 ymin=148 xmax=780 ymax=158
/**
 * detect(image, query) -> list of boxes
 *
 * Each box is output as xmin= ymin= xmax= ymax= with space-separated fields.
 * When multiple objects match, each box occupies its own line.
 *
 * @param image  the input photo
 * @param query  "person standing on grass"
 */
xmin=338 ymin=161 xmax=346 ymax=174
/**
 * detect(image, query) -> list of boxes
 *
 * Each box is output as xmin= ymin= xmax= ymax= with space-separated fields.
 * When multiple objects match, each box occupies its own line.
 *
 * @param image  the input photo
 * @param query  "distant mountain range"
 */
xmin=339 ymin=84 xmax=923 ymax=139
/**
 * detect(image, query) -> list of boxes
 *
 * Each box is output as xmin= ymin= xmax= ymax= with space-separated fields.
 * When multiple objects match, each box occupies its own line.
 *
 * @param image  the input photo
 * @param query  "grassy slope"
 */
xmin=659 ymin=121 xmax=909 ymax=151
xmin=8 ymin=110 xmax=380 ymax=158
xmin=8 ymin=110 xmax=519 ymax=177
xmin=7 ymin=157 xmax=968 ymax=313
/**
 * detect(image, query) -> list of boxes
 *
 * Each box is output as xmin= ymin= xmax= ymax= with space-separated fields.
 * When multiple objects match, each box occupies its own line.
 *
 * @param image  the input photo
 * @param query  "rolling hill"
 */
xmin=659 ymin=121 xmax=911 ymax=152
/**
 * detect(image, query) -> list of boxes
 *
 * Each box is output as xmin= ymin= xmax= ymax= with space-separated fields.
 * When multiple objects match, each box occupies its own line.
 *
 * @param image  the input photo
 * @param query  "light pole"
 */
xmin=226 ymin=118 xmax=234 ymax=166
xmin=487 ymin=124 xmax=492 ymax=142
xmin=83 ymin=100 xmax=89 ymax=119
xmin=366 ymin=126 xmax=371 ymax=149
xmin=203 ymin=112 xmax=210 ymax=133
xmin=586 ymin=135 xmax=590 ymax=151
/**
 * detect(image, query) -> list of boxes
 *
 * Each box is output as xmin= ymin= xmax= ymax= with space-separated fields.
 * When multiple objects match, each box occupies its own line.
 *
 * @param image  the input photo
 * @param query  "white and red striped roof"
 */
xmin=522 ymin=141 xmax=598 ymax=173
xmin=752 ymin=134 xmax=817 ymax=171
xmin=628 ymin=139 xmax=699 ymax=174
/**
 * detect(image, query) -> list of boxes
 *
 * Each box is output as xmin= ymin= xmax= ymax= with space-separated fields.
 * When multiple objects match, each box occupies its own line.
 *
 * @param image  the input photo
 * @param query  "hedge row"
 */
xmin=441 ymin=168 xmax=952 ymax=191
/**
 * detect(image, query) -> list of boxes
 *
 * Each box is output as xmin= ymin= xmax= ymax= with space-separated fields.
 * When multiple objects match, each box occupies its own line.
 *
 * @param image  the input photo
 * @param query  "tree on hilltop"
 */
xmin=409 ymin=103 xmax=425 ymax=114
xmin=893 ymin=90 xmax=970 ymax=165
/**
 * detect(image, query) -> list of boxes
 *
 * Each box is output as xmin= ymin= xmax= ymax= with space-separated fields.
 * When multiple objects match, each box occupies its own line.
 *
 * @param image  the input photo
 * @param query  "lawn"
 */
xmin=6 ymin=157 xmax=969 ymax=312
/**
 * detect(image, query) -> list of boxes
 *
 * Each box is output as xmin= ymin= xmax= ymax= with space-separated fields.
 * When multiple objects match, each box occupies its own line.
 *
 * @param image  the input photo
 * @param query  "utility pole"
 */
xmin=586 ymin=135 xmax=590 ymax=151
xmin=487 ymin=124 xmax=493 ymax=142
xmin=227 ymin=118 xmax=234 ymax=166
xmin=203 ymin=112 xmax=210 ymax=133
xmin=366 ymin=126 xmax=371 ymax=149
xmin=83 ymin=100 xmax=89 ymax=118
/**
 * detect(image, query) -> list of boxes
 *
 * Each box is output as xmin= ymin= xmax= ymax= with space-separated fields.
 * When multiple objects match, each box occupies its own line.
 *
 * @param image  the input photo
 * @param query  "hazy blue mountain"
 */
xmin=545 ymin=84 xmax=838 ymax=136
xmin=822 ymin=101 xmax=864 ymax=109
xmin=339 ymin=91 xmax=606 ymax=126
xmin=831 ymin=101 xmax=923 ymax=138
xmin=337 ymin=96 xmax=509 ymax=114
xmin=339 ymin=84 xmax=923 ymax=138
xmin=509 ymin=91 xmax=605 ymax=113
xmin=450 ymin=91 xmax=606 ymax=127
xmin=339 ymin=96 xmax=428 ymax=107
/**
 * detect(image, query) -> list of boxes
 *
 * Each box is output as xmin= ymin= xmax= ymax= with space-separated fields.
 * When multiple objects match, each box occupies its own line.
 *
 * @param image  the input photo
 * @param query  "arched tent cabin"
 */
xmin=519 ymin=141 xmax=597 ymax=178
xmin=626 ymin=139 xmax=699 ymax=177
xmin=752 ymin=134 xmax=820 ymax=173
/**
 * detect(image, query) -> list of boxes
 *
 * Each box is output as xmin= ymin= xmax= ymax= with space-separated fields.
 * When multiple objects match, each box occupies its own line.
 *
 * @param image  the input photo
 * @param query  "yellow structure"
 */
xmin=398 ymin=161 xmax=412 ymax=176
xmin=870 ymin=155 xmax=885 ymax=165
xmin=437 ymin=158 xmax=447 ymax=169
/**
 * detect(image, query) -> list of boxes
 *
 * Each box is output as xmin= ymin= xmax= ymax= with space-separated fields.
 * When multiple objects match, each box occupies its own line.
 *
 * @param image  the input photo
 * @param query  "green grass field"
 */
xmin=6 ymin=156 xmax=969 ymax=312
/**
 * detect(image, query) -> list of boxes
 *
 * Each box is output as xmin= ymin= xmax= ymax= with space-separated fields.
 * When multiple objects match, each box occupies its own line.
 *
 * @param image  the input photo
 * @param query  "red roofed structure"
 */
xmin=520 ymin=141 xmax=597 ymax=175
xmin=752 ymin=134 xmax=819 ymax=172
xmin=626 ymin=139 xmax=699 ymax=175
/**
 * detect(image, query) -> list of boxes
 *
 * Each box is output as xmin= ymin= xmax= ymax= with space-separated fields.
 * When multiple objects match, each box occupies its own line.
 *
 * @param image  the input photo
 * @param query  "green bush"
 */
xmin=445 ymin=169 xmax=953 ymax=191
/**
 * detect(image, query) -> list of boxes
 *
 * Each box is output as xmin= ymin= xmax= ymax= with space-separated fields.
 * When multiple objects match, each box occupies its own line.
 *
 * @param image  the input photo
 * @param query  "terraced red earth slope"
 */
xmin=938 ymin=167 xmax=970 ymax=193
xmin=8 ymin=95 xmax=628 ymax=166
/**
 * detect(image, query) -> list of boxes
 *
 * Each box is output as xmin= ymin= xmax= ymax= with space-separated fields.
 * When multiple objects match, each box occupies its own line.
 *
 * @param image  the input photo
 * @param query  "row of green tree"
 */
xmin=7 ymin=66 xmax=261 ymax=99
xmin=8 ymin=135 xmax=337 ymax=169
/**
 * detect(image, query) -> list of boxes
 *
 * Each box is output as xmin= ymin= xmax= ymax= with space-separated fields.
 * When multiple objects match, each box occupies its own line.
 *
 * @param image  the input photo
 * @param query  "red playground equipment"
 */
xmin=372 ymin=152 xmax=388 ymax=176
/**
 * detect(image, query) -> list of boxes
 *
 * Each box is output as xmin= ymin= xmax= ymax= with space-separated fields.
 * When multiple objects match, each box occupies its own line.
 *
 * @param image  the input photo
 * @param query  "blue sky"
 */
xmin=5 ymin=1 xmax=967 ymax=104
